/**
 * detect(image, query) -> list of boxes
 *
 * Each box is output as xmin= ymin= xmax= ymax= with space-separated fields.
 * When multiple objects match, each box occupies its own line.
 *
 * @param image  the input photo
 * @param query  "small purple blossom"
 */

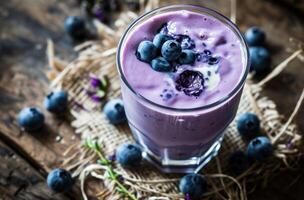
xmin=90 ymin=75 xmax=102 ymax=88
xmin=118 ymin=175 xmax=124 ymax=182
xmin=185 ymin=193 xmax=191 ymax=200
xmin=90 ymin=94 xmax=103 ymax=102
xmin=93 ymin=8 xmax=106 ymax=22
xmin=107 ymin=154 xmax=116 ymax=162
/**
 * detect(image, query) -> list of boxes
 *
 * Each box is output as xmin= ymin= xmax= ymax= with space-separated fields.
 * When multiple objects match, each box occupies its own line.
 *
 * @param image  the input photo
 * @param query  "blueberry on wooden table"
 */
xmin=44 ymin=91 xmax=68 ymax=113
xmin=116 ymin=143 xmax=142 ymax=167
xmin=245 ymin=26 xmax=266 ymax=46
xmin=236 ymin=112 xmax=260 ymax=140
xmin=249 ymin=46 xmax=271 ymax=74
xmin=18 ymin=107 xmax=45 ymax=131
xmin=179 ymin=173 xmax=207 ymax=200
xmin=103 ymin=99 xmax=127 ymax=124
xmin=47 ymin=168 xmax=73 ymax=193
xmin=247 ymin=136 xmax=273 ymax=162
xmin=64 ymin=16 xmax=88 ymax=40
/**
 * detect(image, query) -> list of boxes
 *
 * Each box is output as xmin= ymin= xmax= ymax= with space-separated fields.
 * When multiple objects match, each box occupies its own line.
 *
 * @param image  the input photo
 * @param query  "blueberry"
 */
xmin=245 ymin=27 xmax=266 ymax=46
xmin=47 ymin=168 xmax=73 ymax=193
xmin=103 ymin=99 xmax=126 ymax=124
xmin=116 ymin=143 xmax=142 ymax=167
xmin=173 ymin=34 xmax=195 ymax=49
xmin=178 ymin=50 xmax=196 ymax=65
xmin=64 ymin=16 xmax=88 ymax=40
xmin=249 ymin=47 xmax=271 ymax=74
xmin=175 ymin=70 xmax=205 ymax=97
xmin=18 ymin=107 xmax=44 ymax=131
xmin=136 ymin=41 xmax=157 ymax=63
xmin=208 ymin=56 xmax=220 ymax=65
xmin=160 ymin=89 xmax=175 ymax=102
xmin=161 ymin=40 xmax=182 ymax=61
xmin=179 ymin=174 xmax=207 ymax=199
xmin=151 ymin=57 xmax=172 ymax=72
xmin=44 ymin=91 xmax=68 ymax=113
xmin=237 ymin=112 xmax=260 ymax=139
xmin=153 ymin=33 xmax=173 ymax=49
xmin=228 ymin=150 xmax=251 ymax=175
xmin=247 ymin=136 xmax=273 ymax=162
xmin=197 ymin=50 xmax=212 ymax=63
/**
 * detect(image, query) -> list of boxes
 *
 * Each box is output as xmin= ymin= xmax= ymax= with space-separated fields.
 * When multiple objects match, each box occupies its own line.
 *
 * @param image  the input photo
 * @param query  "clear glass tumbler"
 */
xmin=117 ymin=5 xmax=249 ymax=173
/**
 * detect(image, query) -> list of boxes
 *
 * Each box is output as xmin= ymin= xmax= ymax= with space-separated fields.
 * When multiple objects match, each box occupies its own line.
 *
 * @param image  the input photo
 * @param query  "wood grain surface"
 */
xmin=0 ymin=0 xmax=303 ymax=199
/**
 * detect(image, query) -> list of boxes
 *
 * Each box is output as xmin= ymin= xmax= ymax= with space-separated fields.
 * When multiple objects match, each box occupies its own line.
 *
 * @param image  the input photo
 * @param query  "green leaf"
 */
xmin=99 ymin=76 xmax=109 ymax=91
xmin=96 ymin=90 xmax=105 ymax=98
xmin=116 ymin=187 xmax=124 ymax=194
xmin=97 ymin=159 xmax=110 ymax=165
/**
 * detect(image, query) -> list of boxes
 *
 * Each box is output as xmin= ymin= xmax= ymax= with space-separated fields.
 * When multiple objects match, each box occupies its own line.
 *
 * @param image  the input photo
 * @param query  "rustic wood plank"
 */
xmin=0 ymin=140 xmax=70 ymax=200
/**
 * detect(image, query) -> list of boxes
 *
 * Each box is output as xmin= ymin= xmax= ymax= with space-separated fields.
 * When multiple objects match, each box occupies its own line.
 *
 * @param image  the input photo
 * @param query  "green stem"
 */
xmin=88 ymin=145 xmax=138 ymax=200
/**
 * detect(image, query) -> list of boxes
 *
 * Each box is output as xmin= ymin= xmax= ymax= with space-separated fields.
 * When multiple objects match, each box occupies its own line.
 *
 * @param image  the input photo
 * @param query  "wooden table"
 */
xmin=0 ymin=0 xmax=303 ymax=199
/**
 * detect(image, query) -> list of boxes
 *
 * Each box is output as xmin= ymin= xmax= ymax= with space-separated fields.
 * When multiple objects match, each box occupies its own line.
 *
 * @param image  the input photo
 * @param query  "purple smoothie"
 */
xmin=117 ymin=5 xmax=249 ymax=172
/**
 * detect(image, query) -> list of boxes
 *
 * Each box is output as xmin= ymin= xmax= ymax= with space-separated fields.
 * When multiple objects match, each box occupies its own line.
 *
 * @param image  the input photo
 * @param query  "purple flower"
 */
xmin=185 ymin=193 xmax=191 ymax=200
xmin=90 ymin=94 xmax=103 ymax=102
xmin=90 ymin=75 xmax=102 ymax=88
xmin=93 ymin=8 xmax=105 ymax=22
xmin=107 ymin=154 xmax=116 ymax=161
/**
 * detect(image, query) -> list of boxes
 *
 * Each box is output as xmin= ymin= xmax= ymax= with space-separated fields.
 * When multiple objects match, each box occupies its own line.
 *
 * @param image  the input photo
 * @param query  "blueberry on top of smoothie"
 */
xmin=161 ymin=40 xmax=182 ymax=61
xmin=153 ymin=33 xmax=173 ymax=49
xmin=175 ymin=70 xmax=205 ymax=97
xmin=136 ymin=40 xmax=157 ymax=63
xmin=178 ymin=50 xmax=196 ymax=65
xmin=173 ymin=34 xmax=196 ymax=49
xmin=151 ymin=57 xmax=172 ymax=72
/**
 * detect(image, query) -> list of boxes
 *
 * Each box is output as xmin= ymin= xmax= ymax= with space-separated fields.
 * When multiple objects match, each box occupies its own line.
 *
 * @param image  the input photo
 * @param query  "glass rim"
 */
xmin=116 ymin=4 xmax=250 ymax=112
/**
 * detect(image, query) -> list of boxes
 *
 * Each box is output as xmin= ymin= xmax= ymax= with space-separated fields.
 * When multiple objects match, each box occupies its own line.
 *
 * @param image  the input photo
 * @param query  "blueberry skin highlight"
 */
xmin=179 ymin=173 xmax=207 ymax=200
xmin=18 ymin=107 xmax=45 ymax=131
xmin=136 ymin=41 xmax=157 ymax=63
xmin=247 ymin=136 xmax=273 ymax=162
xmin=161 ymin=40 xmax=182 ymax=61
xmin=64 ymin=16 xmax=88 ymax=40
xmin=151 ymin=57 xmax=172 ymax=72
xmin=103 ymin=99 xmax=127 ymax=124
xmin=47 ymin=168 xmax=73 ymax=193
xmin=44 ymin=91 xmax=68 ymax=113
xmin=116 ymin=143 xmax=142 ymax=167
xmin=245 ymin=27 xmax=266 ymax=46
xmin=237 ymin=112 xmax=260 ymax=140
xmin=249 ymin=47 xmax=271 ymax=74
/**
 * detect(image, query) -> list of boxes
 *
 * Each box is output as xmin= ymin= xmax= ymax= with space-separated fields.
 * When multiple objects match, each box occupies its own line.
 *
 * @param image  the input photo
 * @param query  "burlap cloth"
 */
xmin=48 ymin=1 xmax=303 ymax=199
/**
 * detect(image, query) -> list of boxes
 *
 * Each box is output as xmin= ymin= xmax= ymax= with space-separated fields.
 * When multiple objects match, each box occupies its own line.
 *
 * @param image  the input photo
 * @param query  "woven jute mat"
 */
xmin=47 ymin=1 xmax=304 ymax=199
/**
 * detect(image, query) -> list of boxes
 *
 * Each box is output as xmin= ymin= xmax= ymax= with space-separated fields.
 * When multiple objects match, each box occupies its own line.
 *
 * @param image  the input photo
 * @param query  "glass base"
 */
xmin=129 ymin=123 xmax=222 ymax=173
